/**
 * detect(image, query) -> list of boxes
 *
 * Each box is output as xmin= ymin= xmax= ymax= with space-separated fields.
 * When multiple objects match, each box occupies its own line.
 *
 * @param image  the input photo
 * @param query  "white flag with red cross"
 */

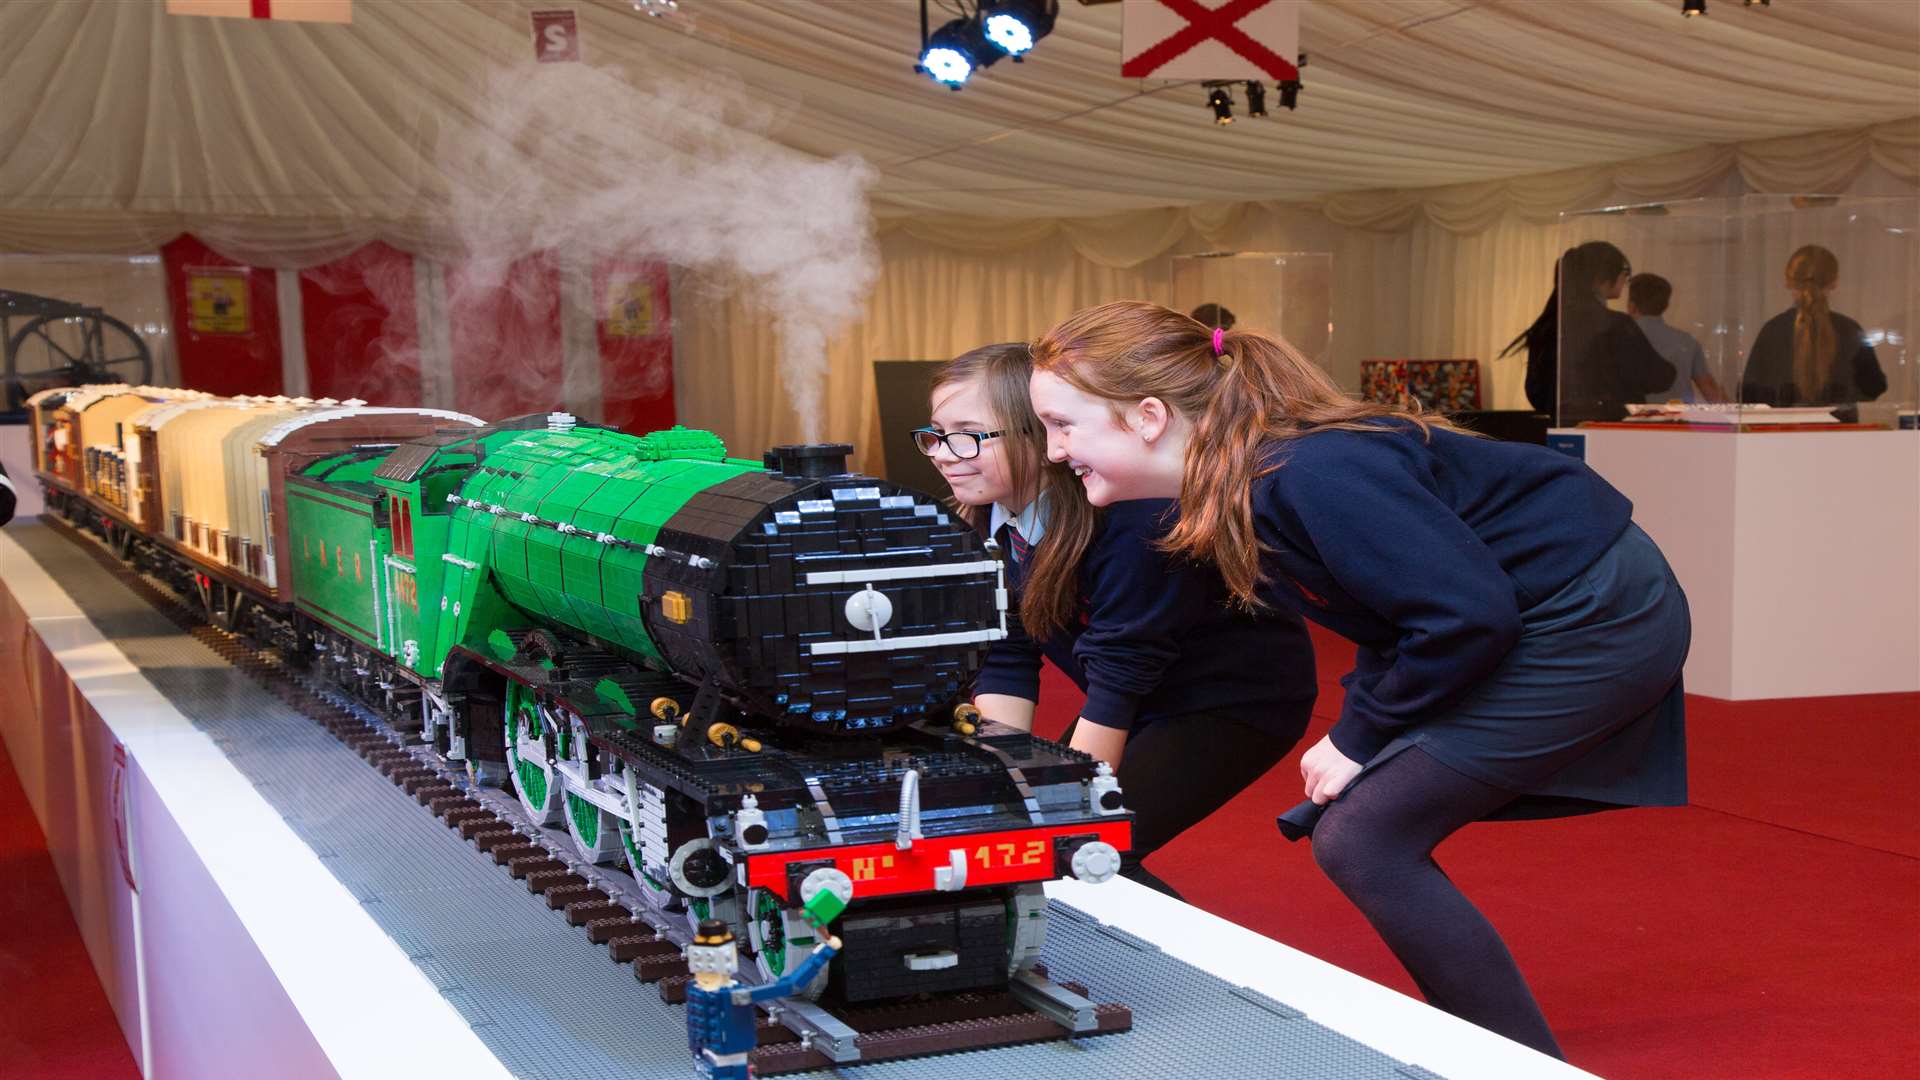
xmin=1121 ymin=0 xmax=1299 ymax=82
xmin=166 ymin=1 xmax=352 ymax=23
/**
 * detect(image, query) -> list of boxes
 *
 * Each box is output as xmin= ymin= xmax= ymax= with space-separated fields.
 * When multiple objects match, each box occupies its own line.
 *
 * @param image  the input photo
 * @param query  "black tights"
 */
xmin=1311 ymin=746 xmax=1565 ymax=1060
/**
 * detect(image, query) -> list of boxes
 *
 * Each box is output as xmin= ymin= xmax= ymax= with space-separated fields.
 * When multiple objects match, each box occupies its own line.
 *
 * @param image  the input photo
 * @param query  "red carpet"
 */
xmin=0 ymin=736 xmax=140 ymax=1079
xmin=1034 ymin=625 xmax=1920 ymax=1080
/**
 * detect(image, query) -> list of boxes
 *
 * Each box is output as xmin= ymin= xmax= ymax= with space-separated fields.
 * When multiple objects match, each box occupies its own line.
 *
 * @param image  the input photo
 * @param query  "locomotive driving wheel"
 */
xmin=744 ymin=887 xmax=828 ymax=999
xmin=560 ymin=726 xmax=625 ymax=867
xmin=503 ymin=682 xmax=565 ymax=826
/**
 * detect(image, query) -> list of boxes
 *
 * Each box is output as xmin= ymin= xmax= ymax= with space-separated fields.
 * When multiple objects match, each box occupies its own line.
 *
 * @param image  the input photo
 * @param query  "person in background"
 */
xmin=915 ymin=342 xmax=1318 ymax=899
xmin=1741 ymin=245 xmax=1886 ymax=420
xmin=1627 ymin=273 xmax=1727 ymax=404
xmin=1503 ymin=241 xmax=1675 ymax=424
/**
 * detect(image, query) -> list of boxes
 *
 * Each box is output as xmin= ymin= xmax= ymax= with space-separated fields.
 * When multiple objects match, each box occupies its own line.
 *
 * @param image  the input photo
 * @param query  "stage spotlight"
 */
xmin=920 ymin=30 xmax=974 ymax=87
xmin=1742 ymin=0 xmax=1769 ymax=6
xmin=1245 ymin=81 xmax=1267 ymax=118
xmin=1206 ymin=86 xmax=1234 ymax=125
xmin=920 ymin=15 xmax=1001 ymax=88
xmin=1278 ymin=79 xmax=1301 ymax=110
xmin=982 ymin=0 xmax=1057 ymax=59
xmin=1681 ymin=0 xmax=1706 ymax=16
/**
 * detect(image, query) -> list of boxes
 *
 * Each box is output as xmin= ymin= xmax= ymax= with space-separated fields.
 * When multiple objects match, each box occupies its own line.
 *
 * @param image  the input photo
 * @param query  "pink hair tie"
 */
xmin=1211 ymin=327 xmax=1226 ymax=356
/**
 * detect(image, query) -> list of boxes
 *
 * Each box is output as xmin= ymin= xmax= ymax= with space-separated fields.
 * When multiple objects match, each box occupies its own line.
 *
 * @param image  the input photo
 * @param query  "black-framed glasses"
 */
xmin=911 ymin=427 xmax=1003 ymax=459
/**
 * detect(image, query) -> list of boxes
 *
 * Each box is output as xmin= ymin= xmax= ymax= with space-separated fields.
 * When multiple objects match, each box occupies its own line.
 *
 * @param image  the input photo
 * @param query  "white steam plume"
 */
xmin=440 ymin=61 xmax=878 ymax=442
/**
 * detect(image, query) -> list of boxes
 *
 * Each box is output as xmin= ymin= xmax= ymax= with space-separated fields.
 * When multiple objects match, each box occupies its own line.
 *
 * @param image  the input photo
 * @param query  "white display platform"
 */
xmin=1554 ymin=426 xmax=1920 ymax=700
xmin=0 ymin=527 xmax=511 ymax=1080
xmin=1 ymin=524 xmax=1593 ymax=1080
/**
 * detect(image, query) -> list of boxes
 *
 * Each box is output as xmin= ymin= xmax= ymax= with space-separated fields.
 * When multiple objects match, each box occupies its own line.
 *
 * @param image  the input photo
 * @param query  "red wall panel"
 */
xmin=160 ymin=235 xmax=283 ymax=397
xmin=445 ymin=254 xmax=563 ymax=421
xmin=299 ymin=242 xmax=420 ymax=406
xmin=593 ymin=260 xmax=674 ymax=435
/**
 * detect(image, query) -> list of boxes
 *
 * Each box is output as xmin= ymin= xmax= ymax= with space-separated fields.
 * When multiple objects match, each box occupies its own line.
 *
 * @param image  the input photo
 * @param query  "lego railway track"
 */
xmin=43 ymin=513 xmax=1131 ymax=1075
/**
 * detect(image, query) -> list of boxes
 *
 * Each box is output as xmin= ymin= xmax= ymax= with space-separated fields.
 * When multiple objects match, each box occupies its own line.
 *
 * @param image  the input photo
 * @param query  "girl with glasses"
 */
xmin=916 ymin=343 xmax=1319 ymax=900
xmin=1027 ymin=301 xmax=1690 ymax=1059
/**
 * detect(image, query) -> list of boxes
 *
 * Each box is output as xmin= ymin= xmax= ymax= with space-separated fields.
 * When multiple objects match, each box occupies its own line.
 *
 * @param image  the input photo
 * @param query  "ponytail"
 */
xmin=1785 ymin=245 xmax=1841 ymax=400
xmin=1033 ymin=301 xmax=1461 ymax=608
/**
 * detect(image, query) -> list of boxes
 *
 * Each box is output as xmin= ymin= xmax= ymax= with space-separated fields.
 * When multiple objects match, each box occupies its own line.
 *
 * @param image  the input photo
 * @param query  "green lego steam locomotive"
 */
xmin=31 ymin=390 xmax=1130 ymax=1007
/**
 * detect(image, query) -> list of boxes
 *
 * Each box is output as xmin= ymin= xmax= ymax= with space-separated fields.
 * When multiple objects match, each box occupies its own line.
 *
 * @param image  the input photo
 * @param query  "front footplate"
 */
xmin=766 ymin=997 xmax=861 ymax=1064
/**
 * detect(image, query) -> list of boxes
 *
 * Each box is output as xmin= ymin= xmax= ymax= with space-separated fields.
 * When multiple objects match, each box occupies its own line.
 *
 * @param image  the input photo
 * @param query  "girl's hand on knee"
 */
xmin=1301 ymin=735 xmax=1362 ymax=805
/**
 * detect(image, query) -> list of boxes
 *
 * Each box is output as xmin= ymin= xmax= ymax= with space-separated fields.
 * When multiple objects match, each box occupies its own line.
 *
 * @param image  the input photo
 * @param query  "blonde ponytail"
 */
xmin=1786 ymin=245 xmax=1841 ymax=401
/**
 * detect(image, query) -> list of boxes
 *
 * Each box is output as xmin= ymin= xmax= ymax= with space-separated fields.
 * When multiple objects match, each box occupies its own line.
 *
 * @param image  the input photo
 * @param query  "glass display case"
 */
xmin=1554 ymin=195 xmax=1916 ymax=428
xmin=0 ymin=254 xmax=175 ymax=419
xmin=1165 ymin=251 xmax=1333 ymax=372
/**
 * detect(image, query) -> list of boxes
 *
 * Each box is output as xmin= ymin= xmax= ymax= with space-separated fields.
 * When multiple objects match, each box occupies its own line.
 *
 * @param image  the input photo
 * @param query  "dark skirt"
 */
xmin=1279 ymin=522 xmax=1690 ymax=841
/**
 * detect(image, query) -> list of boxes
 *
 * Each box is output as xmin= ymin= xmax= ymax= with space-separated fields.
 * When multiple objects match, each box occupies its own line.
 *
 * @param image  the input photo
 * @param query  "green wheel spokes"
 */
xmin=751 ymin=889 xmax=788 ymax=977
xmin=567 ymin=791 xmax=598 ymax=846
xmin=504 ymin=681 xmax=562 ymax=825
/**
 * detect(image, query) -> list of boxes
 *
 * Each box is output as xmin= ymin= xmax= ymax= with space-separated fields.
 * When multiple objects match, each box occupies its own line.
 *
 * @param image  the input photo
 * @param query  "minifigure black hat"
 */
xmin=693 ymin=918 xmax=735 ymax=947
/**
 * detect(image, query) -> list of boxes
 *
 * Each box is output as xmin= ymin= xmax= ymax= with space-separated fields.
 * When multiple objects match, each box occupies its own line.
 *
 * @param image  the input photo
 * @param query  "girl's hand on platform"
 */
xmin=1301 ymin=735 xmax=1362 ymax=806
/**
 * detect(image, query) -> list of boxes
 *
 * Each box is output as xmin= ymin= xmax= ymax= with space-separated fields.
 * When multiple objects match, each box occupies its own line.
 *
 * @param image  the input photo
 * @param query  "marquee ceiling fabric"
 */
xmin=0 ymin=0 xmax=1915 ymax=260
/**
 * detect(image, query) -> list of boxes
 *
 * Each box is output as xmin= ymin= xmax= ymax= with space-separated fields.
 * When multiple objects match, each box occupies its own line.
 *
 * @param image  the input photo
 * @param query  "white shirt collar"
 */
xmin=988 ymin=491 xmax=1049 ymax=548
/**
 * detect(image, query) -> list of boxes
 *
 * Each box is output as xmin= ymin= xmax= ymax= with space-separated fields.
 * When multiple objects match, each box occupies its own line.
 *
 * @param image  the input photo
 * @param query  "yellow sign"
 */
xmin=605 ymin=279 xmax=655 ymax=338
xmin=186 ymin=268 xmax=251 ymax=334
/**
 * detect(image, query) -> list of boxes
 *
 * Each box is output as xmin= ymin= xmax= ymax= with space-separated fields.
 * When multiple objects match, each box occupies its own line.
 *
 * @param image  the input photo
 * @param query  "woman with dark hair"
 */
xmin=914 ymin=343 xmax=1318 ymax=899
xmin=1502 ymin=241 xmax=1676 ymax=424
xmin=1741 ymin=245 xmax=1887 ymax=418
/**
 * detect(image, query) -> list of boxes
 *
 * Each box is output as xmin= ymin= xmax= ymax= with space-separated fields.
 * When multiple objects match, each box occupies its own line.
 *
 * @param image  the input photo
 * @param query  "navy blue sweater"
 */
xmin=973 ymin=499 xmax=1317 ymax=737
xmin=1250 ymin=423 xmax=1633 ymax=762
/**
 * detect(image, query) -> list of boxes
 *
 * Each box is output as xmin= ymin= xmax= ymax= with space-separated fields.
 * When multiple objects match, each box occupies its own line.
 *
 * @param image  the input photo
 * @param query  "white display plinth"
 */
xmin=1554 ymin=427 xmax=1920 ymax=700
xmin=1 ymin=524 xmax=1592 ymax=1080
xmin=0 ymin=528 xmax=512 ymax=1080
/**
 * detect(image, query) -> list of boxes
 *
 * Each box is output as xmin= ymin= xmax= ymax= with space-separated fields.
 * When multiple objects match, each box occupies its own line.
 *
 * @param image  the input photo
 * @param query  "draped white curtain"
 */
xmin=680 ymin=132 xmax=1917 ymax=471
xmin=1 ymin=0 xmax=1914 ymax=462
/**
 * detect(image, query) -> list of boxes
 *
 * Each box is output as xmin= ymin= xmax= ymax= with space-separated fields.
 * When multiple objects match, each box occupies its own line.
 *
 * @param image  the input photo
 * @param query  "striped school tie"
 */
xmin=1007 ymin=523 xmax=1030 ymax=565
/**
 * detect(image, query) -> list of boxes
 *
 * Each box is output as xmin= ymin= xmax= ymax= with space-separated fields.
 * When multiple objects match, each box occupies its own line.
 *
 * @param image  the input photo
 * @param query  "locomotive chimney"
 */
xmin=765 ymin=443 xmax=852 ymax=479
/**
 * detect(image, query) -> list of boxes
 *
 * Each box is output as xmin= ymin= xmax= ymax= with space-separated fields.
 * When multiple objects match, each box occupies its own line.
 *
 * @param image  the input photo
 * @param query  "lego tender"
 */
xmin=28 ymin=388 xmax=1132 ymax=1016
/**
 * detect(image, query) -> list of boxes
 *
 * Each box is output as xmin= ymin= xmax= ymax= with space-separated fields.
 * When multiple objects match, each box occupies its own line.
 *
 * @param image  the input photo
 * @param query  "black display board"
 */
xmin=871 ymin=359 xmax=948 ymax=496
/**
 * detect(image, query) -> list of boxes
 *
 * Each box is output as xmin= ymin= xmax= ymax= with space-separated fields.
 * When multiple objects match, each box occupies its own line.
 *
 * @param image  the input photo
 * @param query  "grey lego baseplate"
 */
xmin=10 ymin=519 xmax=1447 ymax=1080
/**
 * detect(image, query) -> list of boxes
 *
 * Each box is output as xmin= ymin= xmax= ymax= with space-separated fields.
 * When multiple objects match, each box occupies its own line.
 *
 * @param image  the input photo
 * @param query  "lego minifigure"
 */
xmin=685 ymin=888 xmax=847 ymax=1079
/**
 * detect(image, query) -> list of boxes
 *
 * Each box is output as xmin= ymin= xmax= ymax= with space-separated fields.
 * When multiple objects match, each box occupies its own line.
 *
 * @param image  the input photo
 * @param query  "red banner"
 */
xmin=161 ymin=235 xmax=283 ymax=397
xmin=593 ymin=260 xmax=675 ymax=435
xmin=299 ymin=242 xmax=420 ymax=405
